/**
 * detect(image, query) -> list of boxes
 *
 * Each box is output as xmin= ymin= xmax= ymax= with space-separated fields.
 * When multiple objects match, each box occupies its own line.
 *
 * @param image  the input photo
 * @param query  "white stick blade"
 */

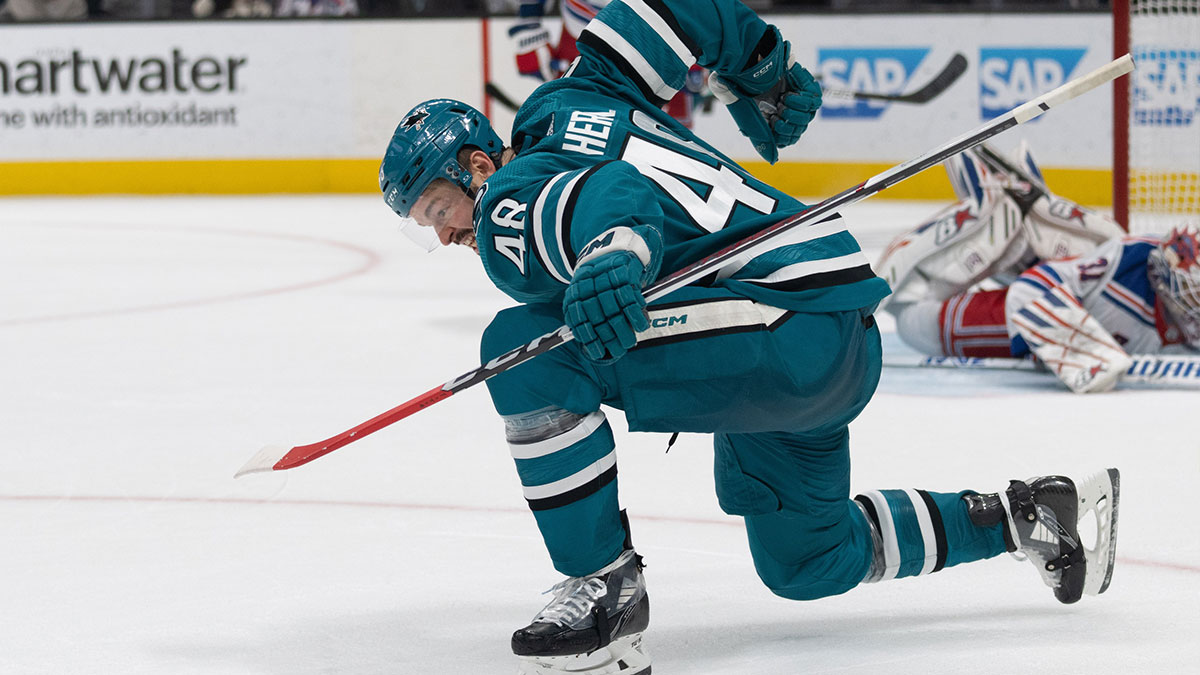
xmin=234 ymin=444 xmax=290 ymax=478
xmin=1012 ymin=54 xmax=1134 ymax=124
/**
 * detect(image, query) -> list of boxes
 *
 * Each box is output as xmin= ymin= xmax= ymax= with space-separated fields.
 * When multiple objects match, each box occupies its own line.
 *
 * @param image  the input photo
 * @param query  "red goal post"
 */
xmin=1112 ymin=0 xmax=1200 ymax=232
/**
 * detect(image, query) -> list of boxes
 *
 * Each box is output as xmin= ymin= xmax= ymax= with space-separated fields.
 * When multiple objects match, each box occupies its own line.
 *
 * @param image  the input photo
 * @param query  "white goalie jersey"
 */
xmin=1004 ymin=235 xmax=1192 ymax=358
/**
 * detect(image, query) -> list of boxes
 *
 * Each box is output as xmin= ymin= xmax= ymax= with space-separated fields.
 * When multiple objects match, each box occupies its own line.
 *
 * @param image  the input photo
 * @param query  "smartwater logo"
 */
xmin=978 ymin=47 xmax=1086 ymax=120
xmin=1132 ymin=48 xmax=1199 ymax=127
xmin=817 ymin=48 xmax=930 ymax=119
xmin=0 ymin=49 xmax=247 ymax=97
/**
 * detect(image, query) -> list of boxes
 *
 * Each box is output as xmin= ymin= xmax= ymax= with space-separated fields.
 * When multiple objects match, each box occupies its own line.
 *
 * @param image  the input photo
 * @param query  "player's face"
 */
xmin=412 ymin=180 xmax=477 ymax=251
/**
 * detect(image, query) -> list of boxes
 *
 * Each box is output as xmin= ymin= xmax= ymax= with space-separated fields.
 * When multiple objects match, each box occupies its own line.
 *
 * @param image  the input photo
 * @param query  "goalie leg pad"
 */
xmin=1023 ymin=194 xmax=1125 ymax=261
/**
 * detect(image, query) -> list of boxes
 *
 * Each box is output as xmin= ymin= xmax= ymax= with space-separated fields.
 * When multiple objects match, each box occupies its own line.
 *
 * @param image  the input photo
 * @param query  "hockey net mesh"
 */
xmin=1126 ymin=0 xmax=1200 ymax=233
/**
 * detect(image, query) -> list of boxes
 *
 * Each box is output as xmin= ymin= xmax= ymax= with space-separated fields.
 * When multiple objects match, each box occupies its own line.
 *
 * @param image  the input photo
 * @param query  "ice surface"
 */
xmin=0 ymin=195 xmax=1195 ymax=674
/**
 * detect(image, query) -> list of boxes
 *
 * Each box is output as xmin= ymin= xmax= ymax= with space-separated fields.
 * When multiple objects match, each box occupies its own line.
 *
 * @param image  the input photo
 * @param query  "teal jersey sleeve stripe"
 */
xmin=530 ymin=171 xmax=579 ymax=285
xmin=585 ymin=1 xmax=696 ymax=99
xmin=621 ymin=0 xmax=698 ymax=64
xmin=653 ymin=0 xmax=770 ymax=74
xmin=576 ymin=0 xmax=768 ymax=108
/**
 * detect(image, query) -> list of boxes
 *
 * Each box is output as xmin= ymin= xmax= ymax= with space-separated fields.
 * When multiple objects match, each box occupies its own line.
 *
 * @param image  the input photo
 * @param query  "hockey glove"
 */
xmin=563 ymin=227 xmax=662 ymax=362
xmin=1010 ymin=286 xmax=1133 ymax=394
xmin=509 ymin=21 xmax=557 ymax=81
xmin=708 ymin=26 xmax=822 ymax=164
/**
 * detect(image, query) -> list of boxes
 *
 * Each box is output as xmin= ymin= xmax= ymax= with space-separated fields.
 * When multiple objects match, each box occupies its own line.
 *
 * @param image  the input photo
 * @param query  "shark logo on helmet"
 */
xmin=402 ymin=109 xmax=430 ymax=129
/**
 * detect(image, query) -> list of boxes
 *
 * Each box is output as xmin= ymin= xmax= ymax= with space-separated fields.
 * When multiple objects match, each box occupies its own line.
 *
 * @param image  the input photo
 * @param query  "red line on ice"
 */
xmin=3 ymin=492 xmax=1197 ymax=575
xmin=0 ymin=222 xmax=381 ymax=326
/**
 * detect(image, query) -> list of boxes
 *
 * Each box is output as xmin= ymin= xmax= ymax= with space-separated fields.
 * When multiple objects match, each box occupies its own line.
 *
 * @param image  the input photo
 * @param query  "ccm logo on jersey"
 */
xmin=978 ymin=48 xmax=1086 ymax=120
xmin=816 ymin=47 xmax=931 ymax=119
xmin=650 ymin=314 xmax=687 ymax=328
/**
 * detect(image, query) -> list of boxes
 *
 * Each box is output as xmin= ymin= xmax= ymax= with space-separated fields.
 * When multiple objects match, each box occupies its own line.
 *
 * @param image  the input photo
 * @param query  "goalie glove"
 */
xmin=563 ymin=227 xmax=663 ymax=363
xmin=1010 ymin=286 xmax=1133 ymax=394
xmin=707 ymin=26 xmax=821 ymax=164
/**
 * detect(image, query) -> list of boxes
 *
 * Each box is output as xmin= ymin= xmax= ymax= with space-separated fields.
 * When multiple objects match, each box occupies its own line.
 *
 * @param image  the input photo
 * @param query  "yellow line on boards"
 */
xmin=0 ymin=158 xmax=1116 ymax=206
xmin=0 ymin=159 xmax=382 ymax=195
xmin=742 ymin=161 xmax=1115 ymax=207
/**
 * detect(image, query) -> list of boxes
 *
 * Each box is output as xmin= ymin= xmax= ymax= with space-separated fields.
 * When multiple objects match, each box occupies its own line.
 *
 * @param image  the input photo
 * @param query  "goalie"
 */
xmin=877 ymin=142 xmax=1200 ymax=393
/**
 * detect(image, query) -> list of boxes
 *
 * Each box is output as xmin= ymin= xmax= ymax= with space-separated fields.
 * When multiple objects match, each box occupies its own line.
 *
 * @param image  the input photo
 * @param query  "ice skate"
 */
xmin=513 ymin=549 xmax=651 ymax=675
xmin=966 ymin=468 xmax=1120 ymax=604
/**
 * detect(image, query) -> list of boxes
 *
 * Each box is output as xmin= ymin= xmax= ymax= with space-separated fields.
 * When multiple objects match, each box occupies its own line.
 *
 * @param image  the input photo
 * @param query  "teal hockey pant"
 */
xmin=481 ymin=287 xmax=1005 ymax=598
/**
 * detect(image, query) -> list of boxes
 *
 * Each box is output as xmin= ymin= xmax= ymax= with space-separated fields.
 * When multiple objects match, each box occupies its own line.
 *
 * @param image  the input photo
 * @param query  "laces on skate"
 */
xmin=536 ymin=577 xmax=609 ymax=629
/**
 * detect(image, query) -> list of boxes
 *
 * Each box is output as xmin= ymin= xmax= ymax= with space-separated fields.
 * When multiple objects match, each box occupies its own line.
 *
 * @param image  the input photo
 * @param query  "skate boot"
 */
xmin=965 ymin=468 xmax=1120 ymax=604
xmin=512 ymin=548 xmax=650 ymax=675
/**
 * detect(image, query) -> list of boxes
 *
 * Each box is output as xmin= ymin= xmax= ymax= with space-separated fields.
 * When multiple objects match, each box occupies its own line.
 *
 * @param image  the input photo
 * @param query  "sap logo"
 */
xmin=978 ymin=48 xmax=1086 ymax=120
xmin=1132 ymin=48 xmax=1199 ymax=127
xmin=817 ymin=48 xmax=930 ymax=119
xmin=650 ymin=314 xmax=687 ymax=328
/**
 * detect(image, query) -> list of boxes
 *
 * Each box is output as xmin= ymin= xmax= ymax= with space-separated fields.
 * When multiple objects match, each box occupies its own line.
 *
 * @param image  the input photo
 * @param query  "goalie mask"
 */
xmin=379 ymin=99 xmax=504 ymax=251
xmin=1148 ymin=225 xmax=1200 ymax=346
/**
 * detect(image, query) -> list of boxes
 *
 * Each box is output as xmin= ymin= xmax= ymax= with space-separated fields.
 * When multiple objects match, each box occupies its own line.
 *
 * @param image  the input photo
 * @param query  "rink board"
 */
xmin=0 ymin=13 xmax=1123 ymax=202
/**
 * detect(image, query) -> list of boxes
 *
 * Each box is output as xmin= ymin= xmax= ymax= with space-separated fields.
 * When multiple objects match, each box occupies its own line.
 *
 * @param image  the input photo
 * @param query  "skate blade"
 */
xmin=1077 ymin=467 xmax=1120 ymax=596
xmin=516 ymin=634 xmax=650 ymax=675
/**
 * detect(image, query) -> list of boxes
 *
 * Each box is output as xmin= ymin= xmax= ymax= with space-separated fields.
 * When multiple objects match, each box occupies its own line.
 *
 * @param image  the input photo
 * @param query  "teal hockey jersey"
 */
xmin=474 ymin=0 xmax=890 ymax=313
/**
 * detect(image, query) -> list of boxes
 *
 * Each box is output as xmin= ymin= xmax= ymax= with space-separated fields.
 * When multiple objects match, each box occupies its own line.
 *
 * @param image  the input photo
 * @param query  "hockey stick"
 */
xmin=485 ymin=82 xmax=523 ymax=113
xmin=819 ymin=52 xmax=968 ymax=104
xmin=235 ymin=54 xmax=1134 ymax=478
xmin=485 ymin=52 xmax=968 ymax=114
xmin=884 ymin=353 xmax=1200 ymax=388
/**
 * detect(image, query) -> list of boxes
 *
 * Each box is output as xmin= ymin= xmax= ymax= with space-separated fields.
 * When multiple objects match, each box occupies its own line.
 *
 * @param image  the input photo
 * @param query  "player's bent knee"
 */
xmin=761 ymin=575 xmax=858 ymax=602
xmin=750 ymin=552 xmax=863 ymax=601
xmin=744 ymin=514 xmax=871 ymax=601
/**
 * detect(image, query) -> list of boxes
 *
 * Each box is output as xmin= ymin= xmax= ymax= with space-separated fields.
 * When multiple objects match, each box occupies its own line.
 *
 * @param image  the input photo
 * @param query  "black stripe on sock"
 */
xmin=854 ymin=494 xmax=881 ymax=532
xmin=917 ymin=489 xmax=949 ymax=573
xmin=527 ymin=464 xmax=618 ymax=512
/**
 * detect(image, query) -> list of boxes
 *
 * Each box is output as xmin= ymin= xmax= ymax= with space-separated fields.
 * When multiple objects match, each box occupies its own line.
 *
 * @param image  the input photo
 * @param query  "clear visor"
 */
xmin=396 ymin=216 xmax=442 ymax=253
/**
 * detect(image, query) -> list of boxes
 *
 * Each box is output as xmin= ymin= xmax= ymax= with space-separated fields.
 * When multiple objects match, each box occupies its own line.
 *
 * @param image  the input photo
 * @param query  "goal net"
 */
xmin=1114 ymin=0 xmax=1200 ymax=233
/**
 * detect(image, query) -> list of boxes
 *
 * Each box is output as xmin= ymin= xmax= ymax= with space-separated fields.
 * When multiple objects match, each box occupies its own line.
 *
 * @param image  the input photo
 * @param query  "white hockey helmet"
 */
xmin=1148 ymin=225 xmax=1200 ymax=346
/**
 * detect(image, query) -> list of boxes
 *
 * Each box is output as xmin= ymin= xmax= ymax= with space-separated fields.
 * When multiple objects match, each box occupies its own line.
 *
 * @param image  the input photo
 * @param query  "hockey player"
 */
xmin=878 ymin=141 xmax=1199 ymax=393
xmin=378 ymin=2 xmax=1121 ymax=672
